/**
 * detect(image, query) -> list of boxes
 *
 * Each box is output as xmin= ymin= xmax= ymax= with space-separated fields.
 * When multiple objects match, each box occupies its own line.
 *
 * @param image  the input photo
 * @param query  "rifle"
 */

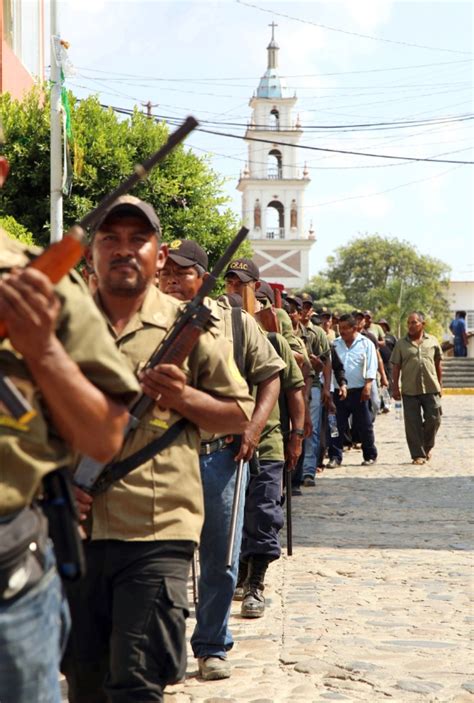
xmin=74 ymin=225 xmax=250 ymax=494
xmin=225 ymin=458 xmax=245 ymax=569
xmin=285 ymin=464 xmax=293 ymax=556
xmin=0 ymin=116 xmax=199 ymax=420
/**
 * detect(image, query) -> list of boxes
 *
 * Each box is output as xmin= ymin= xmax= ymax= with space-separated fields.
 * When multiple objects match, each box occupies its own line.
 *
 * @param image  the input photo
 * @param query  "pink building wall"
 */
xmin=0 ymin=40 xmax=35 ymax=98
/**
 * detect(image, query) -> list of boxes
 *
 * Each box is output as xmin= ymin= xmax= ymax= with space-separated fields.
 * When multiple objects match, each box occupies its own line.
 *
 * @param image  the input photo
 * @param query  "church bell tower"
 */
xmin=237 ymin=24 xmax=315 ymax=289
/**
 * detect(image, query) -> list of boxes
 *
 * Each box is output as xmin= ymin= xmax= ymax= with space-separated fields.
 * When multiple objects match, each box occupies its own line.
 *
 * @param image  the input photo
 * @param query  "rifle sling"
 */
xmin=267 ymin=333 xmax=290 ymax=437
xmin=231 ymin=306 xmax=245 ymax=376
xmin=89 ymin=418 xmax=189 ymax=496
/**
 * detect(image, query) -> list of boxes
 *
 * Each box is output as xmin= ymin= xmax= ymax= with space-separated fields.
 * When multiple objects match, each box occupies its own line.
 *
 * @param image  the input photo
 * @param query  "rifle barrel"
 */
xmin=226 ymin=459 xmax=245 ymax=569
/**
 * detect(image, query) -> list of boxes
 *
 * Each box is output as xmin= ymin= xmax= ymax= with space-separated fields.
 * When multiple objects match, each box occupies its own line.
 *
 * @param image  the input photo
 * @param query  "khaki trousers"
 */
xmin=402 ymin=393 xmax=442 ymax=460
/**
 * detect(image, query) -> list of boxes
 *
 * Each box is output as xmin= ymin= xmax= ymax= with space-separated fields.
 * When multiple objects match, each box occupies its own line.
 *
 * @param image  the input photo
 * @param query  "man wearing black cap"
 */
xmin=287 ymin=296 xmax=331 ymax=486
xmin=0 ymin=141 xmax=139 ymax=703
xmin=320 ymin=308 xmax=336 ymax=342
xmin=66 ymin=205 xmax=255 ymax=700
xmin=224 ymin=257 xmax=260 ymax=296
xmin=160 ymin=243 xmax=286 ymax=679
xmin=159 ymin=238 xmax=209 ymax=301
xmin=364 ymin=310 xmax=385 ymax=347
xmin=300 ymin=292 xmax=315 ymax=330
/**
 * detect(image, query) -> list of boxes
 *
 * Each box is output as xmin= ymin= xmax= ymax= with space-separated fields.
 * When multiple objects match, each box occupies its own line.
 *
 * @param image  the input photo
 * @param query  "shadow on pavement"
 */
xmin=289 ymin=475 xmax=473 ymax=552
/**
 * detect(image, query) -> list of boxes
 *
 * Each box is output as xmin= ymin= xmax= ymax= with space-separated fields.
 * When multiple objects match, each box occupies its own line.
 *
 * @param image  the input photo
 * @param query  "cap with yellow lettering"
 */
xmin=224 ymin=257 xmax=259 ymax=283
xmin=167 ymin=239 xmax=208 ymax=270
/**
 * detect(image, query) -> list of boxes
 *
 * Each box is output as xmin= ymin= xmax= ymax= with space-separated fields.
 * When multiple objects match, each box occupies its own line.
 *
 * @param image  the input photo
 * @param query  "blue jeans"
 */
xmin=191 ymin=446 xmax=248 ymax=659
xmin=0 ymin=542 xmax=70 ymax=703
xmin=302 ymin=386 xmax=322 ymax=478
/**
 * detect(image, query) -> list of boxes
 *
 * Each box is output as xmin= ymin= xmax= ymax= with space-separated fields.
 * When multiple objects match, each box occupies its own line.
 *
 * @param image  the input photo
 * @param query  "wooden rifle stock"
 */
xmin=241 ymin=285 xmax=257 ymax=316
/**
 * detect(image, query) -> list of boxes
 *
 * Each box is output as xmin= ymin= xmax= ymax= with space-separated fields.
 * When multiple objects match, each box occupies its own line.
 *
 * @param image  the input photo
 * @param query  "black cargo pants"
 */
xmin=62 ymin=539 xmax=194 ymax=703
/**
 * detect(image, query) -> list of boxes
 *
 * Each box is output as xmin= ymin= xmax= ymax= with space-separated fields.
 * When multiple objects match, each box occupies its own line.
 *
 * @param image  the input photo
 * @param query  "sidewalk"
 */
xmin=167 ymin=395 xmax=473 ymax=702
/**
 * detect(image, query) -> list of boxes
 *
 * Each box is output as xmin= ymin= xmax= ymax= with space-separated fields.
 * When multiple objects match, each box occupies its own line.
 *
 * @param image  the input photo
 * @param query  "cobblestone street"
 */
xmin=167 ymin=395 xmax=473 ymax=702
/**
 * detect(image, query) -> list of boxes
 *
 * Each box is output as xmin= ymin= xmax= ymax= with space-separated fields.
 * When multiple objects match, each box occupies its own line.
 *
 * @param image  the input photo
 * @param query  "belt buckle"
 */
xmin=205 ymin=443 xmax=212 ymax=455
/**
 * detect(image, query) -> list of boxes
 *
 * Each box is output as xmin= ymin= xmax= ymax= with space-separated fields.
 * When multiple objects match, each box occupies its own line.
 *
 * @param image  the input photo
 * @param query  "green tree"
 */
xmin=325 ymin=234 xmax=450 ymax=336
xmin=297 ymin=275 xmax=351 ymax=313
xmin=0 ymin=90 xmax=249 ymax=266
xmin=0 ymin=215 xmax=35 ymax=246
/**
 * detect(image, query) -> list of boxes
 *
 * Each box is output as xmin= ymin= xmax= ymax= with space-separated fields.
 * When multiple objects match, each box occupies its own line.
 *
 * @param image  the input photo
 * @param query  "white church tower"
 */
xmin=237 ymin=23 xmax=315 ymax=289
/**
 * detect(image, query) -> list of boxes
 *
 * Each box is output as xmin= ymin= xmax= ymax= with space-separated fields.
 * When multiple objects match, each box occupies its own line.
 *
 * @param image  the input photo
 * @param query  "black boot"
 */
xmin=233 ymin=559 xmax=248 ymax=601
xmin=241 ymin=555 xmax=270 ymax=618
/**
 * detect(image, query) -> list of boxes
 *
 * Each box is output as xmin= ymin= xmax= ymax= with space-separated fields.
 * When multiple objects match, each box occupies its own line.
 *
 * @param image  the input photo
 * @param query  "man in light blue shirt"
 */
xmin=331 ymin=313 xmax=378 ymax=466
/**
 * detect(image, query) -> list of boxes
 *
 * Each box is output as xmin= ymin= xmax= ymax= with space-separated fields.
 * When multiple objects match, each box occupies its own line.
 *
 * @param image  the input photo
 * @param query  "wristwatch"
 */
xmin=290 ymin=429 xmax=304 ymax=437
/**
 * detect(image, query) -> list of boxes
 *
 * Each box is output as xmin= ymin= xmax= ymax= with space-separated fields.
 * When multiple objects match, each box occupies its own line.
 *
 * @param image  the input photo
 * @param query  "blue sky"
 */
xmin=57 ymin=0 xmax=473 ymax=281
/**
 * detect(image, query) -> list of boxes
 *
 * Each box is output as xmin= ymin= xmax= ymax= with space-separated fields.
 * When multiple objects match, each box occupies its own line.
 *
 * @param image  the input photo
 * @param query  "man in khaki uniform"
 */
xmin=236 ymin=282 xmax=305 ymax=616
xmin=0 ymin=141 xmax=138 ymax=703
xmin=287 ymin=296 xmax=331 ymax=486
xmin=159 ymin=240 xmax=285 ymax=679
xmin=0 ymin=208 xmax=139 ymax=703
xmin=68 ymin=198 xmax=254 ymax=702
xmin=391 ymin=311 xmax=443 ymax=464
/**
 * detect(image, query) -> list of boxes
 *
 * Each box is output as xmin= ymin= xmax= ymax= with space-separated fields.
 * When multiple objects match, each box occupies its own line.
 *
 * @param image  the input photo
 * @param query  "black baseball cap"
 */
xmin=92 ymin=195 xmax=161 ymax=236
xmin=286 ymin=295 xmax=303 ymax=310
xmin=352 ymin=309 xmax=364 ymax=318
xmin=167 ymin=239 xmax=208 ymax=270
xmin=300 ymin=292 xmax=313 ymax=306
xmin=255 ymin=280 xmax=275 ymax=305
xmin=225 ymin=257 xmax=260 ymax=283
xmin=319 ymin=307 xmax=332 ymax=317
xmin=378 ymin=318 xmax=391 ymax=332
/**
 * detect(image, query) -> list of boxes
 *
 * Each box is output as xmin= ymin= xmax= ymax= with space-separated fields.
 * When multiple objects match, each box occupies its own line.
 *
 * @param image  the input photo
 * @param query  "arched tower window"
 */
xmin=268 ymin=149 xmax=282 ymax=179
xmin=270 ymin=107 xmax=280 ymax=130
xmin=266 ymin=200 xmax=284 ymax=239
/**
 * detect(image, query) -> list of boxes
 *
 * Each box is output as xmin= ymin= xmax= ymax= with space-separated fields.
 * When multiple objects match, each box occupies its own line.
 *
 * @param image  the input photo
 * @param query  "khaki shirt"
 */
xmin=259 ymin=333 xmax=305 ymax=461
xmin=90 ymin=286 xmax=255 ymax=543
xmin=201 ymin=297 xmax=286 ymax=445
xmin=390 ymin=333 xmax=442 ymax=395
xmin=0 ymin=232 xmax=140 ymax=515
xmin=367 ymin=323 xmax=385 ymax=342
xmin=297 ymin=323 xmax=330 ymax=387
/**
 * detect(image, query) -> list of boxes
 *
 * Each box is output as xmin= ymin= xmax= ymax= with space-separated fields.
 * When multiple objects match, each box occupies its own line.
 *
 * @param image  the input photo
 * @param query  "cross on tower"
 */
xmin=268 ymin=21 xmax=278 ymax=40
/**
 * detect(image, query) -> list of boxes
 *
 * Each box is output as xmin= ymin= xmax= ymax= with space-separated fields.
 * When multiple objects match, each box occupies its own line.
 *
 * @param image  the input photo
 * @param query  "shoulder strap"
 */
xmin=267 ymin=333 xmax=290 ymax=436
xmin=89 ymin=418 xmax=189 ymax=496
xmin=231 ymin=306 xmax=245 ymax=376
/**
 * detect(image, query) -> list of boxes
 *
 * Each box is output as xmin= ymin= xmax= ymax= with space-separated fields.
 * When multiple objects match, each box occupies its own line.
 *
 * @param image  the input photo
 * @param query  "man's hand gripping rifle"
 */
xmin=74 ymin=226 xmax=250 ymax=495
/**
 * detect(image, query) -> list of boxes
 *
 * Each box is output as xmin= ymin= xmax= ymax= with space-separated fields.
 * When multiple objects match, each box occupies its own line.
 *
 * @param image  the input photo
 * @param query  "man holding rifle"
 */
xmin=223 ymin=266 xmax=305 ymax=621
xmin=0 ymin=146 xmax=140 ymax=703
xmin=235 ymin=281 xmax=306 ymax=613
xmin=68 ymin=198 xmax=254 ymax=702
xmin=159 ymin=241 xmax=285 ymax=680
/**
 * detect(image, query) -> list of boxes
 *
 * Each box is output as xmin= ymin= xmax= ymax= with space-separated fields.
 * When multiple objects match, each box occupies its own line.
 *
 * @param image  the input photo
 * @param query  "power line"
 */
xmin=74 ymin=58 xmax=473 ymax=81
xmin=101 ymin=102 xmax=474 ymax=165
xmin=235 ymin=0 xmax=474 ymax=55
xmin=199 ymin=126 xmax=474 ymax=164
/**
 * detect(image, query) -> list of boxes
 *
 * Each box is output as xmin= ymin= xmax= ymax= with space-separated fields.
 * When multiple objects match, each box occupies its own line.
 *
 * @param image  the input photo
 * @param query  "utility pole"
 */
xmin=50 ymin=0 xmax=63 ymax=243
xmin=142 ymin=100 xmax=158 ymax=118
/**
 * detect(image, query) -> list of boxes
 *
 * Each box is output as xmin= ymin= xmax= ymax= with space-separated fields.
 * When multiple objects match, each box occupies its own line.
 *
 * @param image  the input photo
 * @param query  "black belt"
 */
xmin=199 ymin=435 xmax=237 ymax=456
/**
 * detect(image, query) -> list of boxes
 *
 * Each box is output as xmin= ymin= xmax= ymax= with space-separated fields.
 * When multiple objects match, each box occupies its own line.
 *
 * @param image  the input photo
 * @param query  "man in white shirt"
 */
xmin=332 ymin=313 xmax=378 ymax=467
